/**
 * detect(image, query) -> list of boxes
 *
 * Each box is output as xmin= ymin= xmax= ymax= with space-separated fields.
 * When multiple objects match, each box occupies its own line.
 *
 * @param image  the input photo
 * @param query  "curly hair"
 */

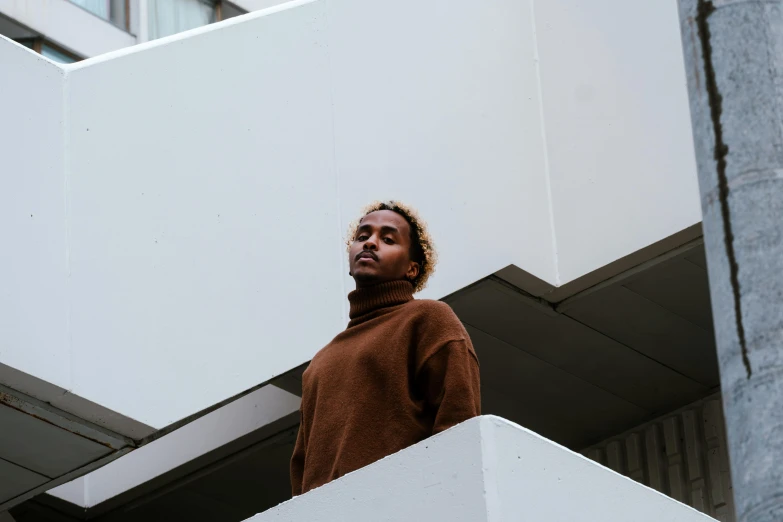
xmin=345 ymin=201 xmax=437 ymax=293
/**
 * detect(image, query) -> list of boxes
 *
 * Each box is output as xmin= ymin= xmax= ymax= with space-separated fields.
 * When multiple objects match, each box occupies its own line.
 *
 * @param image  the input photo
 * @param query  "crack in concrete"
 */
xmin=695 ymin=0 xmax=752 ymax=379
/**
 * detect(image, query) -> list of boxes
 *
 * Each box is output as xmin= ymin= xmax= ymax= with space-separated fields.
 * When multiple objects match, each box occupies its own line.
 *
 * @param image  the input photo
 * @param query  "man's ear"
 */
xmin=406 ymin=261 xmax=420 ymax=281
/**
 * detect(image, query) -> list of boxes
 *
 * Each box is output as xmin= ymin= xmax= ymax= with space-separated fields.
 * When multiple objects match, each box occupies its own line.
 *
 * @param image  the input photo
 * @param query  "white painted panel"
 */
xmin=534 ymin=0 xmax=701 ymax=282
xmin=0 ymin=38 xmax=70 ymax=396
xmin=1 ymin=0 xmax=706 ymax=437
xmin=486 ymin=416 xmax=715 ymax=522
xmin=60 ymin=0 xmax=557 ymax=429
xmin=252 ymin=416 xmax=714 ymax=521
xmin=48 ymin=476 xmax=85 ymax=507
xmin=329 ymin=0 xmax=556 ymax=297
xmin=0 ymin=0 xmax=136 ymax=58
xmin=65 ymin=2 xmax=342 ymax=429
xmin=50 ymin=385 xmax=299 ymax=507
xmin=252 ymin=418 xmax=488 ymax=522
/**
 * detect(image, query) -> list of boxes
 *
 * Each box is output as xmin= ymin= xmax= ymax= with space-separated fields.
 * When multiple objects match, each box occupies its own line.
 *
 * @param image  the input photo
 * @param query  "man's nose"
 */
xmin=363 ymin=236 xmax=378 ymax=249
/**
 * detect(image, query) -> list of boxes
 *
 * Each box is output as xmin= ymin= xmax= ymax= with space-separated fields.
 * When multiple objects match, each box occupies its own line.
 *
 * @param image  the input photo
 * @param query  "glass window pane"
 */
xmin=148 ymin=0 xmax=216 ymax=40
xmin=109 ymin=0 xmax=128 ymax=30
xmin=41 ymin=44 xmax=78 ymax=64
xmin=70 ymin=0 xmax=111 ymax=20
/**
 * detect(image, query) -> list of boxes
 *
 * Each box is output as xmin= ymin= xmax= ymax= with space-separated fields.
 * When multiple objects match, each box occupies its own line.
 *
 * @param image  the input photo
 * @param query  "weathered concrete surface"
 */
xmin=677 ymin=1 xmax=783 ymax=521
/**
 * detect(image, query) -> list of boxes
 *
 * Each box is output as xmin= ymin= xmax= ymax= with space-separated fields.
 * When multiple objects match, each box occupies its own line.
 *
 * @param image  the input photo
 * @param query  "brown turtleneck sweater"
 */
xmin=290 ymin=280 xmax=481 ymax=496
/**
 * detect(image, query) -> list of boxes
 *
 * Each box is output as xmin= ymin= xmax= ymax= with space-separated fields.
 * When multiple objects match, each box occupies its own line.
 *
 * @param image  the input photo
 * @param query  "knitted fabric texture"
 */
xmin=290 ymin=280 xmax=481 ymax=495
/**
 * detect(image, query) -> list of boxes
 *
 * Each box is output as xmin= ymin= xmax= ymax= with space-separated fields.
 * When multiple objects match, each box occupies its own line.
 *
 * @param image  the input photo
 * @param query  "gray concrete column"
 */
xmin=677 ymin=1 xmax=783 ymax=521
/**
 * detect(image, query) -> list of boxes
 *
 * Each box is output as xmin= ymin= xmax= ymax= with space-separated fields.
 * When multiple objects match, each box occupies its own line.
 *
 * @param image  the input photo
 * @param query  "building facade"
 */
xmin=0 ymin=0 xmax=734 ymax=521
xmin=0 ymin=0 xmax=258 ymax=63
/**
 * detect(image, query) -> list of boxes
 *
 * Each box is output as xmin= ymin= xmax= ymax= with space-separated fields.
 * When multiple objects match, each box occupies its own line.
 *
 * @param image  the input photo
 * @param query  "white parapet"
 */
xmin=252 ymin=415 xmax=715 ymax=522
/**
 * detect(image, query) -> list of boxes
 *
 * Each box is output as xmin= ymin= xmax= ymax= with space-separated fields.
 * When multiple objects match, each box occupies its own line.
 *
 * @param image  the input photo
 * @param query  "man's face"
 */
xmin=349 ymin=210 xmax=420 ymax=288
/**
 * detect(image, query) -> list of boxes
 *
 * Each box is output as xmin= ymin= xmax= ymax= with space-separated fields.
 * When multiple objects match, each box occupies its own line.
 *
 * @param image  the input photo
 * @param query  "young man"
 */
xmin=290 ymin=201 xmax=481 ymax=496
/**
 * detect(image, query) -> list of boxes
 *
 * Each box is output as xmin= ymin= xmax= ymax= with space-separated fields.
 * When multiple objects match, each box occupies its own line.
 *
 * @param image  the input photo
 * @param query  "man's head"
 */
xmin=346 ymin=201 xmax=437 ymax=293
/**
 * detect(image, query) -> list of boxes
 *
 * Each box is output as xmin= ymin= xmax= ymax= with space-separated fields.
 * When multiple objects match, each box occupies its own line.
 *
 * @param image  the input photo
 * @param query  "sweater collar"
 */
xmin=348 ymin=280 xmax=414 ymax=322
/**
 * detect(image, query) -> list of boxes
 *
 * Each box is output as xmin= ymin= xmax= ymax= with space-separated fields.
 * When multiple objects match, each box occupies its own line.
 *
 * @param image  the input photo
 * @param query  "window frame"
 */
xmin=67 ymin=0 xmax=132 ymax=32
xmin=215 ymin=0 xmax=224 ymax=22
xmin=15 ymin=37 xmax=82 ymax=64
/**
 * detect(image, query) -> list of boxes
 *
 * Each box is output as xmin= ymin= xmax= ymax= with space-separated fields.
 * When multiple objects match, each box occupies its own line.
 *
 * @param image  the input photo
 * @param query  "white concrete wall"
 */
xmin=484 ymin=417 xmax=714 ymax=522
xmin=256 ymin=417 xmax=489 ymax=522
xmin=63 ymin=0 xmax=346 ymax=429
xmin=0 ymin=39 xmax=69 ymax=399
xmin=0 ymin=0 xmax=136 ymax=58
xmin=1 ymin=0 xmax=702 ymax=433
xmin=328 ymin=0 xmax=554 ymax=297
xmin=57 ymin=0 xmax=555 ymax=429
xmin=535 ymin=0 xmax=701 ymax=282
xmin=252 ymin=416 xmax=714 ymax=521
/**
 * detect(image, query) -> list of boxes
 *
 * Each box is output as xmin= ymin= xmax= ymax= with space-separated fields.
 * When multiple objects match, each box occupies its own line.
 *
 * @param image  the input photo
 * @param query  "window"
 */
xmin=147 ymin=0 xmax=221 ymax=40
xmin=69 ymin=0 xmax=130 ymax=32
xmin=41 ymin=43 xmax=80 ymax=64
xmin=15 ymin=38 xmax=81 ymax=64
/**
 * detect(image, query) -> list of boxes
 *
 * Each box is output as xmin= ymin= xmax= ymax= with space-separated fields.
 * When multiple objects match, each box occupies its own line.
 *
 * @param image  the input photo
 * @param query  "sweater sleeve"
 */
xmin=418 ymin=339 xmax=481 ymax=434
xmin=290 ymin=410 xmax=306 ymax=496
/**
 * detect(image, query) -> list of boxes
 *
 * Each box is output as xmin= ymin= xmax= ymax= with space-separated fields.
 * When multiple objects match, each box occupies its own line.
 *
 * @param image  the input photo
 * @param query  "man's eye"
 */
xmin=383 ymin=238 xmax=394 ymax=244
xmin=356 ymin=235 xmax=368 ymax=241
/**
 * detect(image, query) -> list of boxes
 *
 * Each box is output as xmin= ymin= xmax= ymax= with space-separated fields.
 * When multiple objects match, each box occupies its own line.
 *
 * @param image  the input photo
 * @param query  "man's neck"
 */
xmin=347 ymin=280 xmax=414 ymax=322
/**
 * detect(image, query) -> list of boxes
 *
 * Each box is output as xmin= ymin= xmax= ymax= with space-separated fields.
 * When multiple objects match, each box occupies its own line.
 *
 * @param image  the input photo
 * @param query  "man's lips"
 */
xmin=355 ymin=252 xmax=378 ymax=262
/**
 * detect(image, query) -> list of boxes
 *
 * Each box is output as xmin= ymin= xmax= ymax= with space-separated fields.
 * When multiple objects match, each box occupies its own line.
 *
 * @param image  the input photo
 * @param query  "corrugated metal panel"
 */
xmin=583 ymin=394 xmax=735 ymax=521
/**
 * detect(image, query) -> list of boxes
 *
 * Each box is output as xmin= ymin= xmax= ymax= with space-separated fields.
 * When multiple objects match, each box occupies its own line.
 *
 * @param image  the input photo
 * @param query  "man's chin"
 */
xmin=352 ymin=271 xmax=384 ymax=287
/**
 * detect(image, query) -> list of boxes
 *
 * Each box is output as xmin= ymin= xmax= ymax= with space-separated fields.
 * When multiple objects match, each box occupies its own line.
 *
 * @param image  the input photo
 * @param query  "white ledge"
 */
xmin=251 ymin=416 xmax=714 ymax=522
